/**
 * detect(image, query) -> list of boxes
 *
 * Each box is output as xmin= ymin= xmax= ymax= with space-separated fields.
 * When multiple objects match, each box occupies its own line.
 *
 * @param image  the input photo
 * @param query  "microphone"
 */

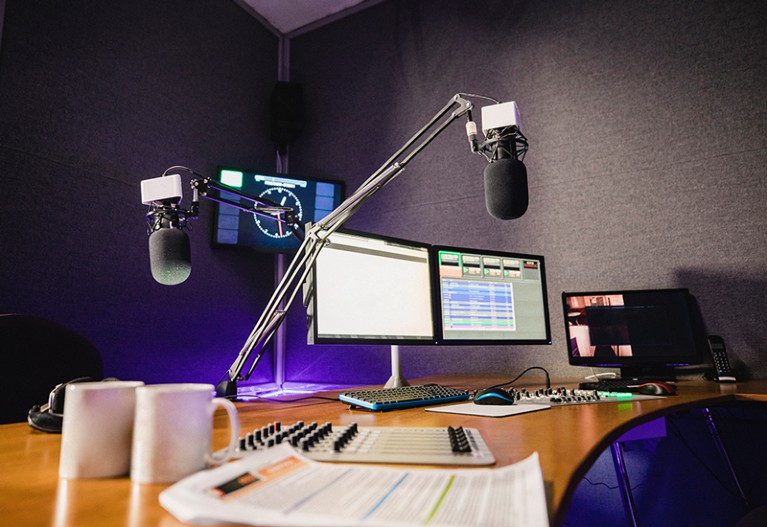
xmin=484 ymin=158 xmax=528 ymax=219
xmin=142 ymin=173 xmax=193 ymax=285
xmin=479 ymin=101 xmax=529 ymax=220
xmin=147 ymin=215 xmax=191 ymax=286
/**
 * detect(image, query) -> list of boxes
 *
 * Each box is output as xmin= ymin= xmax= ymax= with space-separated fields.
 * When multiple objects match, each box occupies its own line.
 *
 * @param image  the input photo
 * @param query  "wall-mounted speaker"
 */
xmin=270 ymin=81 xmax=305 ymax=153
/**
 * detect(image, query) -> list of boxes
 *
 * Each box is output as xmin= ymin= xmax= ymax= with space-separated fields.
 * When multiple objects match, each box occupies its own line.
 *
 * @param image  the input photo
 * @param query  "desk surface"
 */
xmin=1 ymin=376 xmax=766 ymax=527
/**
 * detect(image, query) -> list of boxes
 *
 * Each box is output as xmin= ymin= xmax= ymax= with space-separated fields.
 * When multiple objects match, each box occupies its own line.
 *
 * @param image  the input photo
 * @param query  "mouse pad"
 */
xmin=426 ymin=402 xmax=551 ymax=417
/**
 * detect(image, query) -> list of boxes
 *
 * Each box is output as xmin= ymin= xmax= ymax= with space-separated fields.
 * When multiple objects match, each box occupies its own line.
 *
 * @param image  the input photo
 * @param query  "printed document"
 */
xmin=160 ymin=443 xmax=549 ymax=527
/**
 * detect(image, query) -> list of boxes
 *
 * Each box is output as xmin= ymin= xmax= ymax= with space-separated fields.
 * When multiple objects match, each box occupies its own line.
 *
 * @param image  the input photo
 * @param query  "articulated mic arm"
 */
xmin=216 ymin=94 xmax=476 ymax=397
xmin=190 ymin=176 xmax=304 ymax=240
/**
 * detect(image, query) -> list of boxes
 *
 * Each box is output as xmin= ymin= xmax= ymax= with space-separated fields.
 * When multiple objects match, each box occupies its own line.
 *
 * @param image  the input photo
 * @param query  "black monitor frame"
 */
xmin=431 ymin=245 xmax=552 ymax=346
xmin=562 ymin=287 xmax=705 ymax=379
xmin=306 ymin=229 xmax=437 ymax=345
xmin=212 ymin=166 xmax=345 ymax=253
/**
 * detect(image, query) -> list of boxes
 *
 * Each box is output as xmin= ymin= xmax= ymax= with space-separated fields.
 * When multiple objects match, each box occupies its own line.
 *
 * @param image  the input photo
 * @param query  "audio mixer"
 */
xmin=234 ymin=421 xmax=496 ymax=466
xmin=512 ymin=387 xmax=640 ymax=406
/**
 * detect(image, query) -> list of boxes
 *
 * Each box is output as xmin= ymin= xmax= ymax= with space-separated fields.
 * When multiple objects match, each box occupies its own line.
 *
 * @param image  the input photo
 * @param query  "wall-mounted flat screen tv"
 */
xmin=212 ymin=167 xmax=345 ymax=253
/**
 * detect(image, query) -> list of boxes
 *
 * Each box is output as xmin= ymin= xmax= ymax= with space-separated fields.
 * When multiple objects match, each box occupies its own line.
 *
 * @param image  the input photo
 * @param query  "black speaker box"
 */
xmin=270 ymin=81 xmax=306 ymax=153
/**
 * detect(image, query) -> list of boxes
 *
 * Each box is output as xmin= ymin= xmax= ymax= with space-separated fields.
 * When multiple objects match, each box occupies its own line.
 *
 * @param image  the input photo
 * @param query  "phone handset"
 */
xmin=706 ymin=335 xmax=736 ymax=382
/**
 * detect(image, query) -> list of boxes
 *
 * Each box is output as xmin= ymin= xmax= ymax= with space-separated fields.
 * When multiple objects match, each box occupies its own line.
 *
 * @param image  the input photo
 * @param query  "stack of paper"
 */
xmin=160 ymin=443 xmax=549 ymax=527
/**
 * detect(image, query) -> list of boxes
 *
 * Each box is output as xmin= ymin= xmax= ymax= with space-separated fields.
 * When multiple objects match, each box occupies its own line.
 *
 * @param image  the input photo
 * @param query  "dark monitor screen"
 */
xmin=562 ymin=288 xmax=703 ymax=374
xmin=213 ymin=167 xmax=345 ymax=253
xmin=432 ymin=246 xmax=551 ymax=345
xmin=306 ymin=229 xmax=435 ymax=344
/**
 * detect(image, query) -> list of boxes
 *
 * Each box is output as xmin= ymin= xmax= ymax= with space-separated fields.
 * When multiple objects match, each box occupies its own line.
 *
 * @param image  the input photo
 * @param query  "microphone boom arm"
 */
xmin=191 ymin=177 xmax=304 ymax=240
xmin=217 ymin=94 xmax=476 ymax=397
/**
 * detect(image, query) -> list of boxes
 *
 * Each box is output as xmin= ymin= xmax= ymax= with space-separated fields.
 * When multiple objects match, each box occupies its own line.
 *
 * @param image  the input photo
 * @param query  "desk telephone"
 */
xmin=706 ymin=335 xmax=736 ymax=382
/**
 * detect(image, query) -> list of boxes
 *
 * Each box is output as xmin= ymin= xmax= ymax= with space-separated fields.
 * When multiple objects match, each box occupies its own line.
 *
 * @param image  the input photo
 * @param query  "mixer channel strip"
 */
xmin=338 ymin=383 xmax=470 ymax=411
xmin=234 ymin=421 xmax=495 ymax=466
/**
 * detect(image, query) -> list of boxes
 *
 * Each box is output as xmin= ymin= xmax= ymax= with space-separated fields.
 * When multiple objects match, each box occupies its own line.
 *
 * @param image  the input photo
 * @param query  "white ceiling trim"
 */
xmin=234 ymin=0 xmax=385 ymax=37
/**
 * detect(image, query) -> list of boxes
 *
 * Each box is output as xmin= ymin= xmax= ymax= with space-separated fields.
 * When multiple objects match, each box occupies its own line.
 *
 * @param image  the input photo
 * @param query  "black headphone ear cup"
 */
xmin=49 ymin=376 xmax=96 ymax=414
xmin=27 ymin=405 xmax=64 ymax=433
xmin=27 ymin=376 xmax=103 ymax=433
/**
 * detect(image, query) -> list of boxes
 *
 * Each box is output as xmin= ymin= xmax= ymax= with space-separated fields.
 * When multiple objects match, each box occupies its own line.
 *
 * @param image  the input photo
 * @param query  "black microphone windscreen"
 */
xmin=483 ymin=158 xmax=528 ymax=220
xmin=148 ymin=228 xmax=191 ymax=285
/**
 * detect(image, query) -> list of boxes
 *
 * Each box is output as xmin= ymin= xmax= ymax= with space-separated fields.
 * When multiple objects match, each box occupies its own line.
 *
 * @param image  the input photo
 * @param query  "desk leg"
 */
xmin=611 ymin=441 xmax=640 ymax=527
xmin=702 ymin=407 xmax=750 ymax=508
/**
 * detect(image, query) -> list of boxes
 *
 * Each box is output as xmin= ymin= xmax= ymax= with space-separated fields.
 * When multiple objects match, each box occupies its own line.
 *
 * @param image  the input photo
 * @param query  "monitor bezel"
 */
xmin=211 ymin=166 xmax=346 ymax=254
xmin=561 ymin=287 xmax=705 ymax=369
xmin=431 ymin=245 xmax=552 ymax=346
xmin=307 ymin=228 xmax=438 ymax=345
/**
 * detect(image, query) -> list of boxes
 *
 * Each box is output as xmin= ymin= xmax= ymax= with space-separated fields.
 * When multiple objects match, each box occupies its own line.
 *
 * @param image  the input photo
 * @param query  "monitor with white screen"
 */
xmin=306 ymin=229 xmax=435 ymax=344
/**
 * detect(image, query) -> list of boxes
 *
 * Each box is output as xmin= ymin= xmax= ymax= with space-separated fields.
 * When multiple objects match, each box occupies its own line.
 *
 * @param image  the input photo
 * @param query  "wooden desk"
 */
xmin=1 ymin=376 xmax=765 ymax=527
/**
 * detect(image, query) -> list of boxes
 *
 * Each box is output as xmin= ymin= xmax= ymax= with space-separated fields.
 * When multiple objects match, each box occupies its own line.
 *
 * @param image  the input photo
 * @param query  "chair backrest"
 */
xmin=0 ymin=314 xmax=104 ymax=424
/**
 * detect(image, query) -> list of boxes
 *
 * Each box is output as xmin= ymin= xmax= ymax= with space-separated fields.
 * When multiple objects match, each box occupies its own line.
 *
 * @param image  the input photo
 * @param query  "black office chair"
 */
xmin=0 ymin=314 xmax=104 ymax=424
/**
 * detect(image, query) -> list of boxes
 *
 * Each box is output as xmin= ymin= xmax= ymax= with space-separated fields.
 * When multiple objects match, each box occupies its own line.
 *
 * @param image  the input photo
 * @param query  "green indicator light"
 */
xmin=599 ymin=391 xmax=634 ymax=399
xmin=220 ymin=170 xmax=244 ymax=189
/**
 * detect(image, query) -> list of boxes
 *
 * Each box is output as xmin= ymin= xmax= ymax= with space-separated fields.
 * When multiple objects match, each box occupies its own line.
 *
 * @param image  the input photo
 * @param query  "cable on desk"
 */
xmin=487 ymin=366 xmax=551 ymax=391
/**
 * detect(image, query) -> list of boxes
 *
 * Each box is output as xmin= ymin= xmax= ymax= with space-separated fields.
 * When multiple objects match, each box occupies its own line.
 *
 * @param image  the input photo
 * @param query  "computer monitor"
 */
xmin=306 ymin=229 xmax=435 ymax=344
xmin=213 ymin=167 xmax=345 ymax=253
xmin=562 ymin=288 xmax=704 ymax=379
xmin=432 ymin=246 xmax=551 ymax=345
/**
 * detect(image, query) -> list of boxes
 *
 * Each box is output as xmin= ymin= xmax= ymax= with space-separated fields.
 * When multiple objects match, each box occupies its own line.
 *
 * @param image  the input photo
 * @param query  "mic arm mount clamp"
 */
xmin=217 ymin=93 xmax=477 ymax=398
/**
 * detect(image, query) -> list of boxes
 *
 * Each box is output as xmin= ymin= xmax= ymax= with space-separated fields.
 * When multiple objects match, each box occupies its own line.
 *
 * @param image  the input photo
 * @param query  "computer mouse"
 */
xmin=636 ymin=382 xmax=677 ymax=396
xmin=473 ymin=387 xmax=516 ymax=405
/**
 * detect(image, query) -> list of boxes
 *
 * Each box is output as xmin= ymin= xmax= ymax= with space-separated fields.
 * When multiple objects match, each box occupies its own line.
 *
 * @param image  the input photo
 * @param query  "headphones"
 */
xmin=27 ymin=377 xmax=119 ymax=433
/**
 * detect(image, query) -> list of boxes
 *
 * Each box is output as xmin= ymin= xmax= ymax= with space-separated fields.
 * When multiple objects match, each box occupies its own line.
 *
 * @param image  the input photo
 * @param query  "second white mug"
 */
xmin=130 ymin=383 xmax=239 ymax=484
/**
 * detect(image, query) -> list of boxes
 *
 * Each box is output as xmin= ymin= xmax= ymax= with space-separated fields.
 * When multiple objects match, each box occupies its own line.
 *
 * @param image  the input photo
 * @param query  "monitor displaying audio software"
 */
xmin=306 ymin=229 xmax=435 ymax=344
xmin=432 ymin=246 xmax=551 ymax=345
xmin=213 ymin=167 xmax=345 ymax=253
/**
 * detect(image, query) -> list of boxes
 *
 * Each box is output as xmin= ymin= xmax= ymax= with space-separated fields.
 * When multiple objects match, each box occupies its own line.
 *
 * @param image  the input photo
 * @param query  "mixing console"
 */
xmin=513 ymin=387 xmax=640 ymax=406
xmin=234 ymin=421 xmax=495 ymax=466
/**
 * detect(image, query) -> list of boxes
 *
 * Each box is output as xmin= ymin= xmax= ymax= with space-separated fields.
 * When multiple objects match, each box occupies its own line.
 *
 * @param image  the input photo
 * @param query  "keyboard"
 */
xmin=578 ymin=378 xmax=664 ymax=391
xmin=338 ymin=383 xmax=470 ymax=411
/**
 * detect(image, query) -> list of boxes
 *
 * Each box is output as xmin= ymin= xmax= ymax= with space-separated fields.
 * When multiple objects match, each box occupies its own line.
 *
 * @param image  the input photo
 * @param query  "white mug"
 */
xmin=59 ymin=380 xmax=145 ymax=479
xmin=130 ymin=383 xmax=239 ymax=484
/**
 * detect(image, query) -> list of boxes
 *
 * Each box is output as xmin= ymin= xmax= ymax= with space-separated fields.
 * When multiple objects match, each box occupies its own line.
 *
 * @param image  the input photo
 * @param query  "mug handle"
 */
xmin=207 ymin=397 xmax=240 ymax=465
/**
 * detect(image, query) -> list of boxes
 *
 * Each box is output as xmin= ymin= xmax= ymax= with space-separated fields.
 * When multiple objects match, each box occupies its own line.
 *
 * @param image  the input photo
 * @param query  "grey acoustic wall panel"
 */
xmin=285 ymin=0 xmax=767 ymax=384
xmin=0 ymin=0 xmax=281 ymax=384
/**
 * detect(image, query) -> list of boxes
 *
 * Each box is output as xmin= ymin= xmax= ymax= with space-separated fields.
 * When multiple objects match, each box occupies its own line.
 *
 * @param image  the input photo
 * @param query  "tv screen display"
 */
xmin=213 ymin=167 xmax=345 ymax=253
xmin=562 ymin=288 xmax=704 ymax=374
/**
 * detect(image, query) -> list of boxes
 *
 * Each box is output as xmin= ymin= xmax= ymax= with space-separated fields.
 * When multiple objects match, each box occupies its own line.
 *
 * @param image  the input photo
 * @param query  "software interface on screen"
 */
xmin=562 ymin=288 xmax=701 ymax=368
xmin=213 ymin=168 xmax=344 ymax=252
xmin=308 ymin=230 xmax=434 ymax=343
xmin=434 ymin=247 xmax=551 ymax=344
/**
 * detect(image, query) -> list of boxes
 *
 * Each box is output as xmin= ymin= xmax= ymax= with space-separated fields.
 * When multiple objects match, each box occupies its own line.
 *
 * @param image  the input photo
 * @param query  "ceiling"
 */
xmin=236 ymin=0 xmax=383 ymax=37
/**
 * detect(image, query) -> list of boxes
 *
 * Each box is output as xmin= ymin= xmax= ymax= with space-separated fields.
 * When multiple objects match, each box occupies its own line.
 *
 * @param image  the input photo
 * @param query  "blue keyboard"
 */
xmin=339 ymin=384 xmax=470 ymax=411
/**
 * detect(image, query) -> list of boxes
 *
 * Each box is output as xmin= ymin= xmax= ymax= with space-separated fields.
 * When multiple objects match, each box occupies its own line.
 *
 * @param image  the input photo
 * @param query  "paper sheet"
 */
xmin=160 ymin=443 xmax=549 ymax=527
xmin=426 ymin=402 xmax=551 ymax=418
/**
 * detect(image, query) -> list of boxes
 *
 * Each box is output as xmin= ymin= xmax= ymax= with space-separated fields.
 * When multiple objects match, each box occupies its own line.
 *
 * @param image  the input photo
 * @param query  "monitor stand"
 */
xmin=384 ymin=345 xmax=410 ymax=389
xmin=619 ymin=366 xmax=678 ymax=382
